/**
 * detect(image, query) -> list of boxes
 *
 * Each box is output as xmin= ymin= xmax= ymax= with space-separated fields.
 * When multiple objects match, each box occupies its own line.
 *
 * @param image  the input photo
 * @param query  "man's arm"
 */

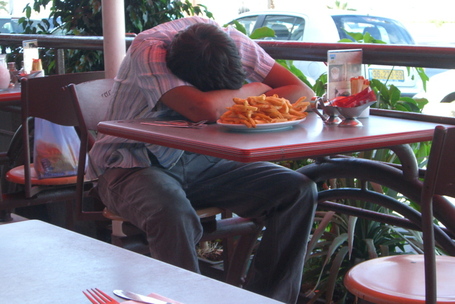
xmin=263 ymin=62 xmax=315 ymax=102
xmin=160 ymin=82 xmax=271 ymax=122
xmin=160 ymin=62 xmax=315 ymax=122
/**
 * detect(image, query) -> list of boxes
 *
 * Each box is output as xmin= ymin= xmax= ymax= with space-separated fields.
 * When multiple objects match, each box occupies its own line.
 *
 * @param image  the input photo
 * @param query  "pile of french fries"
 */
xmin=219 ymin=94 xmax=309 ymax=128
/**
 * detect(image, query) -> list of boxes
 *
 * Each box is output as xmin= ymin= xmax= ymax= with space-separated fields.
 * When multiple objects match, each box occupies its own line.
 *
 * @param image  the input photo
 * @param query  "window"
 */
xmin=332 ymin=15 xmax=415 ymax=44
xmin=263 ymin=15 xmax=305 ymax=41
xmin=231 ymin=15 xmax=258 ymax=36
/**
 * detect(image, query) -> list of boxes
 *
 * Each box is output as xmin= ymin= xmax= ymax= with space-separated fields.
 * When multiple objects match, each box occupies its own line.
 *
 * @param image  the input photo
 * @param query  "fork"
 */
xmin=83 ymin=288 xmax=120 ymax=304
xmin=140 ymin=120 xmax=208 ymax=128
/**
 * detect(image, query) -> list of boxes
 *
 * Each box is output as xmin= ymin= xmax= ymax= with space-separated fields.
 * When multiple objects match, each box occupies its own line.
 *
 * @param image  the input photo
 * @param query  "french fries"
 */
xmin=219 ymin=94 xmax=310 ymax=128
xmin=350 ymin=76 xmax=370 ymax=95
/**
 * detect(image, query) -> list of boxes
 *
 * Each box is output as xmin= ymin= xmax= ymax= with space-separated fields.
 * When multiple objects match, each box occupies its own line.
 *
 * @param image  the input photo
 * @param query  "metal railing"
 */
xmin=1 ymin=34 xmax=455 ymax=73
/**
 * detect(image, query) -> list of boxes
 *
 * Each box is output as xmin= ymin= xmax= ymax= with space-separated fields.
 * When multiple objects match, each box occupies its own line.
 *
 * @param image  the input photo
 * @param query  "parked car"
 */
xmin=0 ymin=18 xmax=24 ymax=33
xmin=0 ymin=17 xmax=56 ymax=34
xmin=414 ymin=69 xmax=455 ymax=117
xmin=229 ymin=10 xmax=422 ymax=97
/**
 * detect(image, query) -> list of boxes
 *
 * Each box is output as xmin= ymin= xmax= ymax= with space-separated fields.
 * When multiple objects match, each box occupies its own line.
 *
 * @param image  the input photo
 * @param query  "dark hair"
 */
xmin=166 ymin=23 xmax=246 ymax=92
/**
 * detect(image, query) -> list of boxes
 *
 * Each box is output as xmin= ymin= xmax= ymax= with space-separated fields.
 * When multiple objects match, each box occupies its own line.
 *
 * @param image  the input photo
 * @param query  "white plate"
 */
xmin=217 ymin=118 xmax=305 ymax=132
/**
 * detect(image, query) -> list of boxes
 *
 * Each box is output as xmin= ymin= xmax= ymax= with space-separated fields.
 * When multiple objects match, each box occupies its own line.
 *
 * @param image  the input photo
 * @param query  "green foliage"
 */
xmin=327 ymin=0 xmax=357 ymax=11
xmin=225 ymin=22 xmax=320 ymax=94
xmin=295 ymin=26 xmax=434 ymax=304
xmin=227 ymin=21 xmax=328 ymax=97
xmin=124 ymin=0 xmax=213 ymax=33
xmin=276 ymin=59 xmax=315 ymax=89
xmin=301 ymin=208 xmax=411 ymax=303
xmin=225 ymin=20 xmax=275 ymax=40
xmin=369 ymin=79 xmax=428 ymax=112
xmin=339 ymin=31 xmax=386 ymax=44
xmin=342 ymin=30 xmax=429 ymax=93
xmin=248 ymin=26 xmax=275 ymax=40
xmin=240 ymin=18 xmax=433 ymax=304
xmin=15 ymin=0 xmax=213 ymax=73
xmin=0 ymin=1 xmax=8 ymax=14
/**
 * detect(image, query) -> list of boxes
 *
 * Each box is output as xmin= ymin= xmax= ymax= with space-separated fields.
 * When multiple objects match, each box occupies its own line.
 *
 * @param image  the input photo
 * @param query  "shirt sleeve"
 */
xmin=131 ymin=39 xmax=189 ymax=110
xmin=226 ymin=26 xmax=276 ymax=82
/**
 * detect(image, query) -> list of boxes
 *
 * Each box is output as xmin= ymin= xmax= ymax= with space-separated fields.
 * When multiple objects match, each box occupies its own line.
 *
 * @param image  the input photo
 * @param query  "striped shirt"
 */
xmin=87 ymin=16 xmax=275 ymax=180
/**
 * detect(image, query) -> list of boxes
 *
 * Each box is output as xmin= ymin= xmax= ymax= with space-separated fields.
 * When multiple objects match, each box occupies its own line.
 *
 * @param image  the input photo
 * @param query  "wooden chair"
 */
xmin=0 ymin=71 xmax=105 ymax=226
xmin=344 ymin=126 xmax=455 ymax=304
xmin=66 ymin=79 xmax=263 ymax=286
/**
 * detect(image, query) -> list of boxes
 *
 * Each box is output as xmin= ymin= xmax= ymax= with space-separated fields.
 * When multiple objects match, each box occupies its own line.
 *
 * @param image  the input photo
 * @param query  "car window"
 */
xmin=231 ymin=15 xmax=259 ymax=36
xmin=331 ymin=15 xmax=415 ymax=45
xmin=262 ymin=15 xmax=305 ymax=41
xmin=0 ymin=19 xmax=18 ymax=33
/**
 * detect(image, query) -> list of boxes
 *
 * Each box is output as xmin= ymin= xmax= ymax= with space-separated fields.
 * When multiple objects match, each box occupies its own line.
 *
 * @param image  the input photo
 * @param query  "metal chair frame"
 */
xmin=313 ymin=126 xmax=455 ymax=303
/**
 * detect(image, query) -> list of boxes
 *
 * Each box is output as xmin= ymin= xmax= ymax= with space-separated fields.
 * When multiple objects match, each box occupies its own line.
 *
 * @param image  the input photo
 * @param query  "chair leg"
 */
xmin=0 ymin=209 xmax=13 ymax=222
xmin=200 ymin=217 xmax=263 ymax=287
xmin=111 ymin=233 xmax=150 ymax=255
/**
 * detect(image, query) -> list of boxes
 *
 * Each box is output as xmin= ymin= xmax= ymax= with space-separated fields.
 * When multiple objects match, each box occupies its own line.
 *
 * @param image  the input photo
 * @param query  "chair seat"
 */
xmin=6 ymin=164 xmax=77 ymax=186
xmin=344 ymin=255 xmax=455 ymax=304
xmin=103 ymin=206 xmax=224 ymax=222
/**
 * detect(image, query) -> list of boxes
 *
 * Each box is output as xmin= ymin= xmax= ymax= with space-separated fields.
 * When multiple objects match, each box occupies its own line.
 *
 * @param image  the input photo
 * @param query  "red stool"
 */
xmin=344 ymin=255 xmax=455 ymax=304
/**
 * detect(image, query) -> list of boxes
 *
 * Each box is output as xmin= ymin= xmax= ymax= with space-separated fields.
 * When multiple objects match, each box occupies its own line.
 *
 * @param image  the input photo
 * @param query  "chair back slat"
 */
xmin=431 ymin=127 xmax=455 ymax=197
xmin=68 ymin=78 xmax=115 ymax=131
xmin=21 ymin=72 xmax=105 ymax=126
xmin=66 ymin=78 xmax=115 ymax=221
xmin=420 ymin=125 xmax=455 ymax=304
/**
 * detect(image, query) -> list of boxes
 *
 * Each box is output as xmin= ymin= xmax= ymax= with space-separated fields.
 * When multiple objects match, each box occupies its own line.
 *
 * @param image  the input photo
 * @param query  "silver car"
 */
xmin=229 ymin=10 xmax=422 ymax=97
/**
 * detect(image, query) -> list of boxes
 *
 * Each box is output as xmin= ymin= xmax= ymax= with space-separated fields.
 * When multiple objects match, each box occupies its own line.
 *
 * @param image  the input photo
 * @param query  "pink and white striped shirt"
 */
xmin=87 ymin=16 xmax=275 ymax=179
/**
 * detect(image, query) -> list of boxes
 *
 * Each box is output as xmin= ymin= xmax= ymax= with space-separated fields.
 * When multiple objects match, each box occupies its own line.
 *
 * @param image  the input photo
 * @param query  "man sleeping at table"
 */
xmin=87 ymin=16 xmax=317 ymax=304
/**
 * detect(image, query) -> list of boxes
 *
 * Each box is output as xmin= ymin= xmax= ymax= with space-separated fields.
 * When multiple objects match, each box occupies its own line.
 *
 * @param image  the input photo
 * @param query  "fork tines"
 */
xmin=83 ymin=288 xmax=119 ymax=304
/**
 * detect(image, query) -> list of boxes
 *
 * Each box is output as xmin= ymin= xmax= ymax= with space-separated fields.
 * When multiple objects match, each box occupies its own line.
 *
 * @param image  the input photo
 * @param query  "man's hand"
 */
xmin=263 ymin=63 xmax=315 ymax=102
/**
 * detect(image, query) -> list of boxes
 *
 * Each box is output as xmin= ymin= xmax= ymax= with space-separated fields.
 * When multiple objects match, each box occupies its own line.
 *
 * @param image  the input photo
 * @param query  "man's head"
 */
xmin=166 ymin=23 xmax=246 ymax=92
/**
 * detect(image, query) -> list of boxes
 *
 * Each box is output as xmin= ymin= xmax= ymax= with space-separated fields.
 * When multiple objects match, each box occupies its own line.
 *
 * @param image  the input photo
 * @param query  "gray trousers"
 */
xmin=97 ymin=152 xmax=317 ymax=304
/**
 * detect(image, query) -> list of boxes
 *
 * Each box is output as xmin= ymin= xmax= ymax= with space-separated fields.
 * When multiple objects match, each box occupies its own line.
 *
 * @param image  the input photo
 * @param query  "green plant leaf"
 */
xmin=226 ymin=20 xmax=246 ymax=35
xmin=415 ymin=67 xmax=429 ymax=91
xmin=347 ymin=216 xmax=358 ymax=260
xmin=365 ymin=238 xmax=378 ymax=259
xmin=306 ymin=211 xmax=336 ymax=262
xmin=396 ymin=100 xmax=422 ymax=112
xmin=313 ymin=73 xmax=328 ymax=97
xmin=413 ymin=97 xmax=429 ymax=110
xmin=363 ymin=32 xmax=386 ymax=44
xmin=249 ymin=26 xmax=275 ymax=39
xmin=325 ymin=246 xmax=350 ymax=302
xmin=338 ymin=38 xmax=355 ymax=42
xmin=324 ymin=233 xmax=348 ymax=265
xmin=277 ymin=59 xmax=314 ymax=89
xmin=389 ymin=85 xmax=402 ymax=104
xmin=342 ymin=30 xmax=364 ymax=42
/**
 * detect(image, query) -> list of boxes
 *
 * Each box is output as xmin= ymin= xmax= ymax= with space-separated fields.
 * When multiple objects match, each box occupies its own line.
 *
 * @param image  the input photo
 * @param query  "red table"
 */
xmin=0 ymin=85 xmax=21 ymax=106
xmin=97 ymin=111 xmax=455 ymax=163
xmin=0 ymin=86 xmax=21 ymax=149
xmin=97 ymin=110 xmax=455 ymax=302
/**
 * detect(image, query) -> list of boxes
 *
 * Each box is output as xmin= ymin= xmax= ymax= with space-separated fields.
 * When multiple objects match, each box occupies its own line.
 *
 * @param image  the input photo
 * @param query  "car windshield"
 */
xmin=0 ymin=18 xmax=21 ymax=33
xmin=332 ymin=15 xmax=415 ymax=45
